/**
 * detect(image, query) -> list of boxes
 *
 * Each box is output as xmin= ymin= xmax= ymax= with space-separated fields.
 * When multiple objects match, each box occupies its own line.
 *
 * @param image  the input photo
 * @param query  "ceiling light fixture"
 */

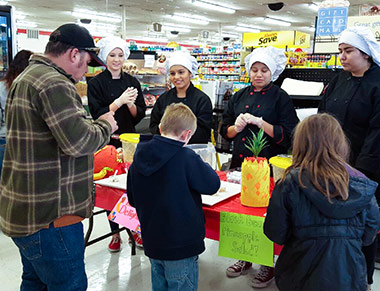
xmin=162 ymin=25 xmax=191 ymax=33
xmin=264 ymin=17 xmax=291 ymax=26
xmin=169 ymin=14 xmax=209 ymax=25
xmin=16 ymin=20 xmax=38 ymax=28
xmin=235 ymin=23 xmax=260 ymax=33
xmin=72 ymin=11 xmax=122 ymax=23
xmin=191 ymin=0 xmax=236 ymax=14
xmin=0 ymin=1 xmax=8 ymax=6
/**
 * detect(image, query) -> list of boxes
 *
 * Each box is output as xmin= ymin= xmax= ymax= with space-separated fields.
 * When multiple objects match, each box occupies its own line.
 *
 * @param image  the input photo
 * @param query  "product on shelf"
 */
xmin=191 ymin=48 xmax=241 ymax=81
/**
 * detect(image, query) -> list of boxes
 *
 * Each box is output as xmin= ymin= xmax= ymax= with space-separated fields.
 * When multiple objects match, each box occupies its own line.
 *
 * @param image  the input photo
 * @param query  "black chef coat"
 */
xmin=221 ymin=83 xmax=299 ymax=169
xmin=149 ymin=83 xmax=212 ymax=144
xmin=319 ymin=64 xmax=380 ymax=200
xmin=87 ymin=69 xmax=146 ymax=148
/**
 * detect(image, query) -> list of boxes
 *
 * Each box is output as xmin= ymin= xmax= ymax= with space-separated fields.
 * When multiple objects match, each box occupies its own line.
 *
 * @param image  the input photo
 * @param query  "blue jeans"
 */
xmin=149 ymin=255 xmax=199 ymax=291
xmin=12 ymin=222 xmax=87 ymax=291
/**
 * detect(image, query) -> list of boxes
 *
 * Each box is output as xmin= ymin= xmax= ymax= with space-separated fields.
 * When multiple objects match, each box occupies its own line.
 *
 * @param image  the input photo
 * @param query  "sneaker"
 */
xmin=128 ymin=231 xmax=143 ymax=248
xmin=250 ymin=265 xmax=275 ymax=288
xmin=226 ymin=260 xmax=252 ymax=277
xmin=108 ymin=236 xmax=121 ymax=252
xmin=367 ymin=284 xmax=372 ymax=291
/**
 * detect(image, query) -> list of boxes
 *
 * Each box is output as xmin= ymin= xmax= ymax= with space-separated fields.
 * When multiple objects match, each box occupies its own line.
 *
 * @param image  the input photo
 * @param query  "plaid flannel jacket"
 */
xmin=0 ymin=54 xmax=111 ymax=237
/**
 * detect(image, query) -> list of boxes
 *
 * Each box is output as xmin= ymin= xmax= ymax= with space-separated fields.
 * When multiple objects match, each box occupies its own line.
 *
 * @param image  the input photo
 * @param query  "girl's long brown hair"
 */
xmin=2 ymin=50 xmax=33 ymax=89
xmin=281 ymin=113 xmax=350 ymax=202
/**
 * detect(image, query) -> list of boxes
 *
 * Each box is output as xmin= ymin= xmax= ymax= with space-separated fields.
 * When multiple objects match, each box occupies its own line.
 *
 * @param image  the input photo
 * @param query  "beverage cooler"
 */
xmin=0 ymin=5 xmax=15 ymax=79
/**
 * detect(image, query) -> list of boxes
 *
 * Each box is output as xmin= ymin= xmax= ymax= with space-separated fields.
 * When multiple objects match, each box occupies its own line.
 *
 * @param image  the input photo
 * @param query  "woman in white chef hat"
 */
xmin=87 ymin=36 xmax=146 ymax=252
xmin=221 ymin=46 xmax=299 ymax=288
xmin=149 ymin=51 xmax=213 ymax=144
xmin=319 ymin=26 xmax=380 ymax=290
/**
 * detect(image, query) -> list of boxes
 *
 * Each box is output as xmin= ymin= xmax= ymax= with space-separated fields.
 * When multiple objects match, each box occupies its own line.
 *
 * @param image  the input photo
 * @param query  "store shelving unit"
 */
xmin=192 ymin=52 xmax=241 ymax=81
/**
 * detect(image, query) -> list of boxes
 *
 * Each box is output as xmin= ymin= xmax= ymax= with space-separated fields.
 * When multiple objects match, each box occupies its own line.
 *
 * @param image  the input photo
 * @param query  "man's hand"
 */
xmin=99 ymin=111 xmax=118 ymax=133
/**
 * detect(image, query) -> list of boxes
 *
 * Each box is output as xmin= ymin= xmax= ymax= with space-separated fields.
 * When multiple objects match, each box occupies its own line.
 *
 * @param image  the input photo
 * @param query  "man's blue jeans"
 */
xmin=12 ymin=222 xmax=87 ymax=291
xmin=149 ymin=255 xmax=199 ymax=291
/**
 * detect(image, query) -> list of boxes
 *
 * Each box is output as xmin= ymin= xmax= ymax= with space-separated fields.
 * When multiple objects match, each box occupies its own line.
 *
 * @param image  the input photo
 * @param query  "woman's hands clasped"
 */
xmin=234 ymin=113 xmax=263 ymax=132
xmin=114 ymin=87 xmax=138 ymax=108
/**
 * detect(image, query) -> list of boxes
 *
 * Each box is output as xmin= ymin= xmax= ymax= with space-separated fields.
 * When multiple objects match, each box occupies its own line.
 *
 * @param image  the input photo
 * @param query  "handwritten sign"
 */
xmin=108 ymin=193 xmax=141 ymax=233
xmin=218 ymin=212 xmax=273 ymax=267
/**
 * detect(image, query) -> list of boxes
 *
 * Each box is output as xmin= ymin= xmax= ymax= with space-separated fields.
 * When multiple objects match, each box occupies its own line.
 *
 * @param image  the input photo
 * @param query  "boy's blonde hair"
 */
xmin=160 ymin=103 xmax=197 ymax=137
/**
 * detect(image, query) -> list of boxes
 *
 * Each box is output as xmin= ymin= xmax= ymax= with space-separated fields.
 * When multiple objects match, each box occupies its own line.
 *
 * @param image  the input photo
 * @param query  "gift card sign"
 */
xmin=108 ymin=193 xmax=141 ymax=233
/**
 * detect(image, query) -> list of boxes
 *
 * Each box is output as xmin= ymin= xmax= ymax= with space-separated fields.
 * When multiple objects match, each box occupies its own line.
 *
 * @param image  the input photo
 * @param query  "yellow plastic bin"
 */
xmin=269 ymin=155 xmax=292 ymax=182
xmin=119 ymin=133 xmax=140 ymax=164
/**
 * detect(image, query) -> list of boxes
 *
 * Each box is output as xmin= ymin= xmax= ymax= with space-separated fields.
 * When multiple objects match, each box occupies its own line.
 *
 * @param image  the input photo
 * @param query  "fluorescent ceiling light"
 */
xmin=192 ymin=0 xmax=236 ymax=14
xmin=16 ymin=21 xmax=37 ymax=28
xmin=235 ymin=24 xmax=260 ymax=33
xmin=169 ymin=14 xmax=209 ymax=25
xmin=72 ymin=10 xmax=121 ymax=23
xmin=264 ymin=17 xmax=291 ymax=26
xmin=162 ymin=25 xmax=191 ymax=33
xmin=307 ymin=3 xmax=320 ymax=12
xmin=221 ymin=32 xmax=240 ymax=38
xmin=79 ymin=22 xmax=118 ymax=32
xmin=141 ymin=36 xmax=168 ymax=42
xmin=15 ymin=13 xmax=26 ymax=20
xmin=0 ymin=1 xmax=8 ymax=5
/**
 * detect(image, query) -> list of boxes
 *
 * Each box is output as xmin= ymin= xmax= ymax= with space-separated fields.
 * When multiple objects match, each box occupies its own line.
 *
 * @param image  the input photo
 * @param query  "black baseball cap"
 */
xmin=49 ymin=23 xmax=105 ymax=67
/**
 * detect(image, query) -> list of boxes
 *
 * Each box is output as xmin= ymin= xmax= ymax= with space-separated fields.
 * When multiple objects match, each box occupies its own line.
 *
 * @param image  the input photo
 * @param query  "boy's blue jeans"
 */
xmin=12 ymin=222 xmax=87 ymax=291
xmin=149 ymin=255 xmax=199 ymax=291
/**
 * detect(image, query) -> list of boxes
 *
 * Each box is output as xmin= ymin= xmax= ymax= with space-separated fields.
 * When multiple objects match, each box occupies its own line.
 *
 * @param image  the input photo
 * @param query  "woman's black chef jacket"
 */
xmin=87 ymin=69 xmax=146 ymax=147
xmin=221 ymin=83 xmax=299 ymax=169
xmin=149 ymin=82 xmax=213 ymax=144
xmin=319 ymin=64 xmax=380 ymax=202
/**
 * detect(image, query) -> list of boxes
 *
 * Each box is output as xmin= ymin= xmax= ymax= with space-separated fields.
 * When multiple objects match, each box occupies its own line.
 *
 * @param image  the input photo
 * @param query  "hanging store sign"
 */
xmin=242 ymin=31 xmax=310 ymax=48
xmin=347 ymin=16 xmax=380 ymax=38
xmin=316 ymin=7 xmax=349 ymax=36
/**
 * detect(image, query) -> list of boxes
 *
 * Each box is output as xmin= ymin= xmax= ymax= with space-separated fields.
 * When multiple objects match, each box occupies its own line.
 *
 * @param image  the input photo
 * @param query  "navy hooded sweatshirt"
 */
xmin=127 ymin=135 xmax=220 ymax=260
xmin=264 ymin=167 xmax=380 ymax=291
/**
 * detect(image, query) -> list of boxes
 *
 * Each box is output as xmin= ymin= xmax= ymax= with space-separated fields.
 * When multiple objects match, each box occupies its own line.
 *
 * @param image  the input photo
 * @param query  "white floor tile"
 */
xmin=0 ymin=209 xmax=379 ymax=290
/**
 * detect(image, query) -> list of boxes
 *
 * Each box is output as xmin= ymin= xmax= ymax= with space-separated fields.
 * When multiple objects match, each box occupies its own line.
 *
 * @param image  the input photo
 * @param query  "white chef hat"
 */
xmin=244 ymin=46 xmax=287 ymax=81
xmin=96 ymin=36 xmax=131 ymax=64
xmin=167 ymin=51 xmax=199 ymax=76
xmin=339 ymin=27 xmax=380 ymax=67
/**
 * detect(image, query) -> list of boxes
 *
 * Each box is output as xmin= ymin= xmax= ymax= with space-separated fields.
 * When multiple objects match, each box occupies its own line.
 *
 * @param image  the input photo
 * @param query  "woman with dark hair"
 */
xmin=318 ymin=26 xmax=380 ymax=290
xmin=264 ymin=113 xmax=380 ymax=291
xmin=0 ymin=49 xmax=33 ymax=136
xmin=0 ymin=49 xmax=33 ymax=174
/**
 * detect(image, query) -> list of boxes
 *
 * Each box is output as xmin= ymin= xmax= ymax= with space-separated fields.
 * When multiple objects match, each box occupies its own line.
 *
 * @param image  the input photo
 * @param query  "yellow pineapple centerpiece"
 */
xmin=240 ymin=129 xmax=270 ymax=207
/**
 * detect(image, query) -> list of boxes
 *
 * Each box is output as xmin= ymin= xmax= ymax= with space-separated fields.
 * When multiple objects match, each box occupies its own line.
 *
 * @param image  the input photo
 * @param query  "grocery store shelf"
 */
xmin=197 ymin=59 xmax=241 ymax=62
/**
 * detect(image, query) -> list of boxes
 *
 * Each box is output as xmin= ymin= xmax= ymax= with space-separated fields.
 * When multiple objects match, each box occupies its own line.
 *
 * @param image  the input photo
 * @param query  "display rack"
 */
xmin=133 ymin=74 xmax=167 ymax=108
xmin=192 ymin=52 xmax=241 ymax=81
xmin=274 ymin=67 xmax=342 ymax=108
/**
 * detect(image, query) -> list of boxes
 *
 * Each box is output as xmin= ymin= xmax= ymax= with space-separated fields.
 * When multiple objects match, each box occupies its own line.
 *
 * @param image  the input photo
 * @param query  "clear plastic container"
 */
xmin=186 ymin=143 xmax=216 ymax=168
xmin=119 ymin=133 xmax=140 ymax=164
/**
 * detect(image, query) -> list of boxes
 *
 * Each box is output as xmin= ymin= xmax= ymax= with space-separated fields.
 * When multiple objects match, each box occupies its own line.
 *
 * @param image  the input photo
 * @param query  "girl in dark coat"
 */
xmin=264 ymin=113 xmax=380 ymax=291
xmin=318 ymin=27 xmax=380 ymax=289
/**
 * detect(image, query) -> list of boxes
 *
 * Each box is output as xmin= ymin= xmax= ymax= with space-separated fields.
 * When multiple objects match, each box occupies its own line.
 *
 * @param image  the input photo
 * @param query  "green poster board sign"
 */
xmin=218 ymin=212 xmax=273 ymax=267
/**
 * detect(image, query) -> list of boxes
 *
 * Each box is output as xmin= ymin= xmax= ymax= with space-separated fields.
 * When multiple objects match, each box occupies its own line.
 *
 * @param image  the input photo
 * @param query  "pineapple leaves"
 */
xmin=244 ymin=128 xmax=268 ymax=158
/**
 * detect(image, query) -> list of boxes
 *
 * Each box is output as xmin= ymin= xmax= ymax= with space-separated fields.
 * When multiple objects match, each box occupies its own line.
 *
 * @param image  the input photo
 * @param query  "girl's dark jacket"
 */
xmin=264 ymin=167 xmax=380 ymax=291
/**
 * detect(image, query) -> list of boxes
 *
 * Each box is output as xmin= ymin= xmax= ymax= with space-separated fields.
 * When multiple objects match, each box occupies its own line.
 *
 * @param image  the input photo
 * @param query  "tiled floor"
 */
xmin=1 ymin=209 xmax=379 ymax=291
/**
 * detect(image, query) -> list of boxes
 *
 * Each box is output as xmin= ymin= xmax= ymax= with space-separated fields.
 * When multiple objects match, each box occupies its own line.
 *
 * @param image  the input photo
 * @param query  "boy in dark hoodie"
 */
xmin=127 ymin=103 xmax=220 ymax=291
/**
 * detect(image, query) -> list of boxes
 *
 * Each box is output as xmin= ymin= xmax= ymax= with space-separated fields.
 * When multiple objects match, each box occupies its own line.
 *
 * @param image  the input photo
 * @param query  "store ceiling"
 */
xmin=6 ymin=0 xmax=371 ymax=45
